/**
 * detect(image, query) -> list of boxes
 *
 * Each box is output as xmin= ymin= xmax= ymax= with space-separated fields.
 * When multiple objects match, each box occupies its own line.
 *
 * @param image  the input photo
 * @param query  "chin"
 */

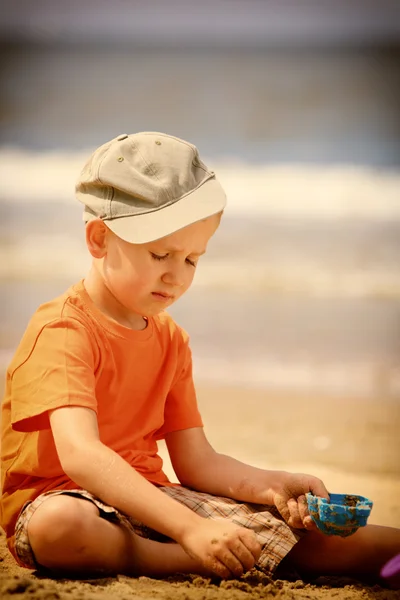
xmin=142 ymin=306 xmax=165 ymax=317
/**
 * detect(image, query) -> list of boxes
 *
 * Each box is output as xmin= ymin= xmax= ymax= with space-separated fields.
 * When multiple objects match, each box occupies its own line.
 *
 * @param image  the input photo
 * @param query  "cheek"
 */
xmin=104 ymin=243 xmax=123 ymax=271
xmin=183 ymin=268 xmax=196 ymax=290
xmin=104 ymin=247 xmax=139 ymax=287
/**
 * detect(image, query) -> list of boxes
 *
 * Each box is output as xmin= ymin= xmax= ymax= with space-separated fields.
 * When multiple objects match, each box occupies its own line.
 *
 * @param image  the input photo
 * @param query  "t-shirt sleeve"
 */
xmin=156 ymin=340 xmax=203 ymax=438
xmin=10 ymin=317 xmax=98 ymax=433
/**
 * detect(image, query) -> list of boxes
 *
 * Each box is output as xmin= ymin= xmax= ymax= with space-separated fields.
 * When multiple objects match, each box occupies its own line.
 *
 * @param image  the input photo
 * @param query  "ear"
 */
xmin=86 ymin=219 xmax=109 ymax=259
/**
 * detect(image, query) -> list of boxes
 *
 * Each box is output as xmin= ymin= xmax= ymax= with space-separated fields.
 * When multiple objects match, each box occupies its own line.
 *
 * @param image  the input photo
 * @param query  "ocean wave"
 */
xmin=1 ymin=240 xmax=399 ymax=299
xmin=1 ymin=148 xmax=400 ymax=220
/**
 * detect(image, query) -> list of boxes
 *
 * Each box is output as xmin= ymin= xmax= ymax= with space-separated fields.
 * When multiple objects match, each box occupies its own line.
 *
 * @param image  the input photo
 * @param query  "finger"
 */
xmin=206 ymin=556 xmax=232 ymax=579
xmin=298 ymin=494 xmax=309 ymax=523
xmin=238 ymin=529 xmax=262 ymax=561
xmin=308 ymin=477 xmax=330 ymax=501
xmin=229 ymin=540 xmax=257 ymax=572
xmin=297 ymin=495 xmax=317 ymax=530
xmin=286 ymin=497 xmax=304 ymax=529
xmin=274 ymin=495 xmax=291 ymax=525
xmin=303 ymin=515 xmax=319 ymax=531
xmin=215 ymin=549 xmax=244 ymax=578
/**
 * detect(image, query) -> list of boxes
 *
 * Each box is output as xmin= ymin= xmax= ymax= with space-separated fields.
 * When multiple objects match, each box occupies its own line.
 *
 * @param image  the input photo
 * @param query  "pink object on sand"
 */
xmin=381 ymin=553 xmax=400 ymax=588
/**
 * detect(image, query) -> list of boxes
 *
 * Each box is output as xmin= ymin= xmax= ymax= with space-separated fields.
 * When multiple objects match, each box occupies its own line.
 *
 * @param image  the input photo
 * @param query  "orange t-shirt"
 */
xmin=0 ymin=280 xmax=203 ymax=560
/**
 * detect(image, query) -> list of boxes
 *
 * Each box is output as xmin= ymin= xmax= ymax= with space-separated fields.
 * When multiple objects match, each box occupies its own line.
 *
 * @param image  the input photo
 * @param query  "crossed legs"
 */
xmin=26 ymin=495 xmax=400 ymax=581
xmin=26 ymin=495 xmax=205 ymax=577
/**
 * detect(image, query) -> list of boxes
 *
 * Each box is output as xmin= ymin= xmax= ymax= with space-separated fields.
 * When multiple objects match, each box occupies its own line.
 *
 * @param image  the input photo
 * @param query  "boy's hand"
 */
xmin=272 ymin=472 xmax=330 ymax=530
xmin=180 ymin=519 xmax=261 ymax=579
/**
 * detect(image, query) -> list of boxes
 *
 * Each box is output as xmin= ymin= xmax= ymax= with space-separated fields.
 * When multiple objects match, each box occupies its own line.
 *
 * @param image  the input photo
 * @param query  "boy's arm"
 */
xmin=166 ymin=427 xmax=329 ymax=530
xmin=49 ymin=405 xmax=261 ymax=578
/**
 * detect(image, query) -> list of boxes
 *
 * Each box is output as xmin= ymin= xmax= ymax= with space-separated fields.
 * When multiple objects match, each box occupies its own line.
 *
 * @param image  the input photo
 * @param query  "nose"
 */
xmin=161 ymin=263 xmax=186 ymax=288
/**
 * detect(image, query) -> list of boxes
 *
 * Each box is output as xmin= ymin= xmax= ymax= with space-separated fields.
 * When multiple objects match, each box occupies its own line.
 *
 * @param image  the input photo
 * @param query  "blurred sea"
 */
xmin=1 ymin=150 xmax=400 ymax=398
xmin=1 ymin=42 xmax=400 ymax=397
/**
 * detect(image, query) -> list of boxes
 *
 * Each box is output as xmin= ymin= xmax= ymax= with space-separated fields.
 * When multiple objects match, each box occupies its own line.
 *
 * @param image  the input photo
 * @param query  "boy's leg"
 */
xmin=26 ymin=494 xmax=207 ymax=577
xmin=25 ymin=491 xmax=400 ymax=581
xmin=279 ymin=524 xmax=400 ymax=580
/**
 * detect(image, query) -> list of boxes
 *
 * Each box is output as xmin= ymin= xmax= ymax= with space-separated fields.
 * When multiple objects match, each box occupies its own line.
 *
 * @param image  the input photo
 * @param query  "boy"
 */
xmin=1 ymin=132 xmax=399 ymax=582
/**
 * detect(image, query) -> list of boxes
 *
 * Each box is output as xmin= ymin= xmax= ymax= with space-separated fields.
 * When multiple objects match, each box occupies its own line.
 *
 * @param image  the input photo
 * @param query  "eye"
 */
xmin=151 ymin=252 xmax=168 ymax=261
xmin=186 ymin=258 xmax=197 ymax=267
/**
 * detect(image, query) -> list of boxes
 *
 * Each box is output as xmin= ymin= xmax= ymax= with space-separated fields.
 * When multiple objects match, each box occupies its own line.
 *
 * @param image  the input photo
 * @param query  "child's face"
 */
xmin=89 ymin=213 xmax=220 ymax=327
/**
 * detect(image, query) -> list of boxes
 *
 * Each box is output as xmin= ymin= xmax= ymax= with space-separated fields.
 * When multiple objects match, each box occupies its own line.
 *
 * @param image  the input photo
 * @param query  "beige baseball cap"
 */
xmin=75 ymin=131 xmax=227 ymax=244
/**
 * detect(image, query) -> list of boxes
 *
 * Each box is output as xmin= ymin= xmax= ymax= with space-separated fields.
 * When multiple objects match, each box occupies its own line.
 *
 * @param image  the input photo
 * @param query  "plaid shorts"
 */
xmin=15 ymin=486 xmax=303 ymax=574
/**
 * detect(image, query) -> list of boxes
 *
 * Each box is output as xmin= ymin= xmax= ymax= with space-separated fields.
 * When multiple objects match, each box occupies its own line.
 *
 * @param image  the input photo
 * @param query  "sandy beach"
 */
xmin=1 ymin=385 xmax=399 ymax=600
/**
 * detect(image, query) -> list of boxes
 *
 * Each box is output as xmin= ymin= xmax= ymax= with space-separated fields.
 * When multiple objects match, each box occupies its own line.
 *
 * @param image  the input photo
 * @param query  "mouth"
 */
xmin=151 ymin=291 xmax=174 ymax=301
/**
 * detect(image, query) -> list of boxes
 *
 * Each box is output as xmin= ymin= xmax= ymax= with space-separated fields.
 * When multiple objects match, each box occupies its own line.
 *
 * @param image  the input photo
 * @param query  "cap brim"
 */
xmin=103 ymin=177 xmax=227 ymax=244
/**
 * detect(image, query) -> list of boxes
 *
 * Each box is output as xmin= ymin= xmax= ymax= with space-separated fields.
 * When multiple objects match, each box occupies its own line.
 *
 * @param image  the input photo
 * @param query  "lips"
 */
xmin=152 ymin=291 xmax=174 ymax=300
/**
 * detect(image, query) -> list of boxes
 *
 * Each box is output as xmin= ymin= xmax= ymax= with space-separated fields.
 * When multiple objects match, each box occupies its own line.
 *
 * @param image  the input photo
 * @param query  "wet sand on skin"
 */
xmin=1 ymin=385 xmax=399 ymax=599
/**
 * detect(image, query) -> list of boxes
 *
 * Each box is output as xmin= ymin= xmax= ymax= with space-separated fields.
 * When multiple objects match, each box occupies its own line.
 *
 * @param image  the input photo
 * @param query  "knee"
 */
xmin=27 ymin=495 xmax=97 ymax=558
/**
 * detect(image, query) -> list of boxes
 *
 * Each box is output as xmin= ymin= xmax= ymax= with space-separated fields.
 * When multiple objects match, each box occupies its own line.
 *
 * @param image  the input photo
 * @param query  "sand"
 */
xmin=1 ymin=385 xmax=400 ymax=599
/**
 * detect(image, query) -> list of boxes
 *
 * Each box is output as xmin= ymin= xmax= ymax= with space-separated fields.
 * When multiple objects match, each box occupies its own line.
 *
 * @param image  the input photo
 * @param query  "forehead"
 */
xmin=151 ymin=214 xmax=221 ymax=251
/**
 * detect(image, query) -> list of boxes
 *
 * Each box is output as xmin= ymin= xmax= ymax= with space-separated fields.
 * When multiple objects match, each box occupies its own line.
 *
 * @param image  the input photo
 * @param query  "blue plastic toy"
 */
xmin=306 ymin=492 xmax=373 ymax=537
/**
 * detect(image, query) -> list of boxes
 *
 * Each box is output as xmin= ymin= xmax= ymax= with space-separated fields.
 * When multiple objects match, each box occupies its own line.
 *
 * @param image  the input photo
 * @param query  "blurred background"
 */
xmin=0 ymin=1 xmax=400 ymax=483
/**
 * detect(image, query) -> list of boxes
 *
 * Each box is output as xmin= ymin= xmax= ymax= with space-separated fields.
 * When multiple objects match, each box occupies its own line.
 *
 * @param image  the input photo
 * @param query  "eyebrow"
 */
xmin=156 ymin=246 xmax=206 ymax=257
